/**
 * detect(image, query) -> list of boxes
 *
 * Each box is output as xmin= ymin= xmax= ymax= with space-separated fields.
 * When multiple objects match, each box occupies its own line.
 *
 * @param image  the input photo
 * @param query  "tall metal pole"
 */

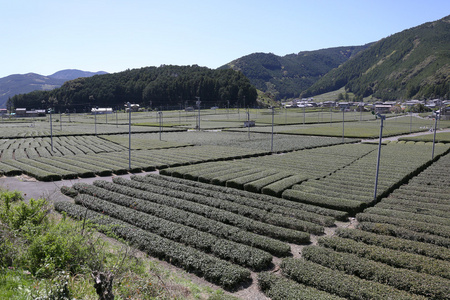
xmin=247 ymin=108 xmax=250 ymax=140
xmin=196 ymin=97 xmax=201 ymax=130
xmin=127 ymin=102 xmax=131 ymax=170
xmin=49 ymin=108 xmax=53 ymax=152
xmin=432 ymin=112 xmax=439 ymax=159
xmin=303 ymin=105 xmax=306 ymax=125
xmin=342 ymin=109 xmax=345 ymax=142
xmin=271 ymin=107 xmax=274 ymax=152
xmin=359 ymin=102 xmax=363 ymax=121
xmin=94 ymin=109 xmax=97 ymax=136
xmin=330 ymin=106 xmax=332 ymax=126
xmin=158 ymin=111 xmax=163 ymax=141
xmin=409 ymin=111 xmax=412 ymax=133
xmin=373 ymin=113 xmax=385 ymax=201
xmin=285 ymin=107 xmax=287 ymax=124
xmin=60 ymin=111 xmax=62 ymax=131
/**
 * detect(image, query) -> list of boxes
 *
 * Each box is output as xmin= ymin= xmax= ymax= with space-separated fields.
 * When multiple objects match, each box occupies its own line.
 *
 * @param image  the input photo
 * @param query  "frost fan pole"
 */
xmin=196 ymin=97 xmax=201 ymax=130
xmin=373 ymin=113 xmax=385 ymax=201
xmin=247 ymin=108 xmax=250 ymax=140
xmin=271 ymin=106 xmax=274 ymax=152
xmin=127 ymin=102 xmax=131 ymax=170
xmin=158 ymin=111 xmax=163 ymax=141
xmin=49 ymin=108 xmax=53 ymax=152
xmin=432 ymin=112 xmax=440 ymax=159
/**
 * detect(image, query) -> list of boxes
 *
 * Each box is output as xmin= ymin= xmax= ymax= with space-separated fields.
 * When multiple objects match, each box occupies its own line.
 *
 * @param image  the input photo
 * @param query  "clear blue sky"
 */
xmin=1 ymin=0 xmax=449 ymax=78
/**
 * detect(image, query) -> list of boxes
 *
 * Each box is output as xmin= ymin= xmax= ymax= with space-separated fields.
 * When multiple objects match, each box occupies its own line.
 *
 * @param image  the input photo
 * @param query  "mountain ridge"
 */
xmin=0 ymin=70 xmax=107 ymax=108
xmin=302 ymin=15 xmax=450 ymax=100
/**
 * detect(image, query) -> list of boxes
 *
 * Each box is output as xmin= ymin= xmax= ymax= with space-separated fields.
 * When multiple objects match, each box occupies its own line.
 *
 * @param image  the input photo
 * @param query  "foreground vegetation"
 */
xmin=0 ymin=189 xmax=237 ymax=299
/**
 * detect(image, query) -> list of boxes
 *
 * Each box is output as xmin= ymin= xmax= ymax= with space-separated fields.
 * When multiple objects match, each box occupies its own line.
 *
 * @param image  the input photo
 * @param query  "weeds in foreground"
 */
xmin=0 ymin=188 xmax=229 ymax=299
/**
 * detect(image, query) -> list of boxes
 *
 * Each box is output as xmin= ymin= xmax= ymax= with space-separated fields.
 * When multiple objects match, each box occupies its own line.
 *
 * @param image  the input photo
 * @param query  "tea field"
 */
xmin=1 ymin=109 xmax=449 ymax=299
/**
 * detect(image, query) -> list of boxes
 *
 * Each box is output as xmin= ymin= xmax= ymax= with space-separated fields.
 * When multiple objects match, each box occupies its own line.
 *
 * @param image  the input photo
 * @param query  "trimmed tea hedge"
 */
xmin=281 ymin=258 xmax=426 ymax=300
xmin=72 ymin=182 xmax=291 ymax=256
xmin=74 ymin=193 xmax=272 ymax=270
xmin=358 ymin=222 xmax=450 ymax=248
xmin=335 ymin=228 xmax=450 ymax=262
xmin=143 ymin=173 xmax=348 ymax=221
xmin=120 ymin=177 xmax=323 ymax=234
xmin=54 ymin=201 xmax=250 ymax=289
xmin=317 ymin=236 xmax=450 ymax=279
xmin=108 ymin=178 xmax=311 ymax=242
xmin=258 ymin=272 xmax=345 ymax=300
xmin=282 ymin=189 xmax=366 ymax=214
xmin=302 ymin=246 xmax=449 ymax=299
xmin=134 ymin=174 xmax=335 ymax=226
xmin=356 ymin=213 xmax=450 ymax=239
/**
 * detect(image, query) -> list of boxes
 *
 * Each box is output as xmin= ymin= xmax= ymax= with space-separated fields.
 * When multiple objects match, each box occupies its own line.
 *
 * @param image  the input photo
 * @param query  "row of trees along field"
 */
xmin=8 ymin=65 xmax=257 ymax=111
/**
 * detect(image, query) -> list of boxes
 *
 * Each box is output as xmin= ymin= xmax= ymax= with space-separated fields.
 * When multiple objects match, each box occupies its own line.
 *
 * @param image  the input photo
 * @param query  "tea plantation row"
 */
xmin=258 ymin=151 xmax=450 ymax=299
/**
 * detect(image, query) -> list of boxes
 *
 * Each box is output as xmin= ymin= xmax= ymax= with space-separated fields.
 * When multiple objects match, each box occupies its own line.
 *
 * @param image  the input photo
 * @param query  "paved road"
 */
xmin=0 ymin=171 xmax=157 ymax=202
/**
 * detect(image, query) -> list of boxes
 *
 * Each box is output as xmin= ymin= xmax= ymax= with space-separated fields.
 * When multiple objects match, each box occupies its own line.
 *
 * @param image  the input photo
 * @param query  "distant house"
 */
xmin=322 ymin=101 xmax=335 ymax=108
xmin=26 ymin=109 xmax=46 ymax=117
xmin=405 ymin=100 xmax=424 ymax=107
xmin=91 ymin=107 xmax=113 ymax=114
xmin=0 ymin=109 xmax=7 ymax=115
xmin=15 ymin=108 xmax=27 ymax=117
xmin=375 ymin=104 xmax=392 ymax=114
xmin=124 ymin=104 xmax=140 ymax=112
xmin=338 ymin=102 xmax=351 ymax=110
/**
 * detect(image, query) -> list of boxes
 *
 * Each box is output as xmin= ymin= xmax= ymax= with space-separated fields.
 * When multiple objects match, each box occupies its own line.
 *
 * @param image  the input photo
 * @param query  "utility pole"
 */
xmin=158 ymin=111 xmax=163 ymax=141
xmin=373 ymin=113 xmax=386 ymax=201
xmin=432 ymin=112 xmax=440 ymax=159
xmin=247 ymin=108 xmax=250 ymax=140
xmin=127 ymin=102 xmax=131 ymax=170
xmin=196 ymin=97 xmax=201 ymax=130
xmin=271 ymin=107 xmax=275 ymax=152
xmin=49 ymin=108 xmax=53 ymax=152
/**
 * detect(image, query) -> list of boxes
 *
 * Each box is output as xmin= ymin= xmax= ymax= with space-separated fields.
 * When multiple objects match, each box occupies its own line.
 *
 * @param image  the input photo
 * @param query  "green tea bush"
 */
xmin=335 ymin=228 xmax=450 ymax=261
xmin=258 ymin=272 xmax=345 ymax=300
xmin=302 ymin=246 xmax=450 ymax=299
xmin=281 ymin=258 xmax=426 ymax=300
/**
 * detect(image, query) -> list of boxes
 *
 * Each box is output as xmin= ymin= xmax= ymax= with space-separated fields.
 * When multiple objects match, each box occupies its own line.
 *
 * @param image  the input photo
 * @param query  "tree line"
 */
xmin=8 ymin=65 xmax=257 ymax=111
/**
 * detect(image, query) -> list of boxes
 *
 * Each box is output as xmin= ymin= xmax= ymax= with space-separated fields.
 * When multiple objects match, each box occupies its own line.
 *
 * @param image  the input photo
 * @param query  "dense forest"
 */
xmin=8 ymin=65 xmax=257 ymax=111
xmin=302 ymin=15 xmax=450 ymax=100
xmin=219 ymin=45 xmax=370 ymax=100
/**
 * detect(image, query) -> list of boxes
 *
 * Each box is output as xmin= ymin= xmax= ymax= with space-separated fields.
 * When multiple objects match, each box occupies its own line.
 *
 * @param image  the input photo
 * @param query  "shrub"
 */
xmin=25 ymin=218 xmax=99 ymax=278
xmin=281 ymin=258 xmax=426 ymax=300
xmin=302 ymin=246 xmax=450 ymax=299
xmin=258 ymin=272 xmax=344 ymax=300
xmin=60 ymin=186 xmax=79 ymax=198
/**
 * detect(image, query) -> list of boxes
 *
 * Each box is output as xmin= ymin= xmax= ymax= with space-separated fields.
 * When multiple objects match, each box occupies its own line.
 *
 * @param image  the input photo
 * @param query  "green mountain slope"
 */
xmin=9 ymin=65 xmax=257 ymax=111
xmin=303 ymin=15 xmax=450 ymax=100
xmin=219 ymin=45 xmax=370 ymax=100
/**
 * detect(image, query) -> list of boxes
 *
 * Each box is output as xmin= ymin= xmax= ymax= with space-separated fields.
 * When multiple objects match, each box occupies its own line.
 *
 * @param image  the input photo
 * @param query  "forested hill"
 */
xmin=302 ymin=15 xmax=450 ymax=100
xmin=219 ymin=45 xmax=370 ymax=100
xmin=0 ymin=70 xmax=107 ymax=109
xmin=9 ymin=65 xmax=257 ymax=111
